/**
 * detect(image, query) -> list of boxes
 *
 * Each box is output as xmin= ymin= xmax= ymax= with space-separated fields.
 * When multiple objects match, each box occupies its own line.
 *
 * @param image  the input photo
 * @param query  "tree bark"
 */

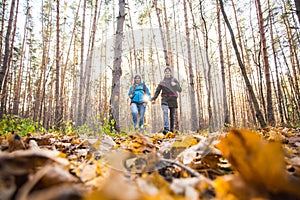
xmin=255 ymin=0 xmax=275 ymax=126
xmin=12 ymin=2 xmax=29 ymax=115
xmin=65 ymin=0 xmax=81 ymax=121
xmin=153 ymin=0 xmax=169 ymax=66
xmin=268 ymin=0 xmax=284 ymax=124
xmin=184 ymin=0 xmax=198 ymax=131
xmin=77 ymin=0 xmax=87 ymax=126
xmin=0 ymin=0 xmax=7 ymax=67
xmin=110 ymin=0 xmax=126 ymax=132
xmin=0 ymin=0 xmax=16 ymax=119
xmin=186 ymin=0 xmax=204 ymax=130
xmin=83 ymin=0 xmax=99 ymax=124
xmin=55 ymin=0 xmax=62 ymax=129
xmin=281 ymin=0 xmax=300 ymax=117
xmin=163 ymin=0 xmax=173 ymax=67
xmin=217 ymin=0 xmax=230 ymax=127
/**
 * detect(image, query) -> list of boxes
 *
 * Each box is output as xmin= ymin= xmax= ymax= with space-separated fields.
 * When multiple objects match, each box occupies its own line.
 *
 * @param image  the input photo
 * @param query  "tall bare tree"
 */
xmin=281 ymin=0 xmax=300 ymax=116
xmin=219 ymin=0 xmax=267 ymax=128
xmin=162 ymin=0 xmax=173 ymax=67
xmin=0 ymin=0 xmax=7 ymax=65
xmin=0 ymin=0 xmax=17 ymax=118
xmin=268 ymin=0 xmax=284 ymax=124
xmin=216 ymin=0 xmax=230 ymax=127
xmin=54 ymin=0 xmax=62 ymax=128
xmin=83 ymin=0 xmax=100 ymax=124
xmin=77 ymin=0 xmax=87 ymax=126
xmin=153 ymin=0 xmax=169 ymax=66
xmin=183 ymin=0 xmax=198 ymax=131
xmin=33 ymin=0 xmax=52 ymax=126
xmin=110 ymin=0 xmax=126 ymax=132
xmin=12 ymin=2 xmax=30 ymax=115
xmin=255 ymin=0 xmax=275 ymax=126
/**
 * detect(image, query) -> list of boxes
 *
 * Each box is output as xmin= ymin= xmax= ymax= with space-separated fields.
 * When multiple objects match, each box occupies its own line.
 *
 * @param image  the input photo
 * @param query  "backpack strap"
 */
xmin=160 ymin=77 xmax=175 ymax=84
xmin=130 ymin=84 xmax=137 ymax=98
xmin=143 ymin=82 xmax=146 ymax=93
xmin=131 ymin=82 xmax=146 ymax=97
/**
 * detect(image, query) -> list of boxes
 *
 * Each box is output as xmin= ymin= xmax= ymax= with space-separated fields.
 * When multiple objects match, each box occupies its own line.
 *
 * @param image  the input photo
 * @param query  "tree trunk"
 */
xmin=0 ymin=0 xmax=7 ymax=67
xmin=55 ymin=0 xmax=61 ymax=129
xmin=110 ymin=0 xmax=125 ymax=132
xmin=163 ymin=0 xmax=173 ymax=67
xmin=12 ymin=2 xmax=29 ymax=115
xmin=153 ymin=0 xmax=169 ymax=66
xmin=35 ymin=0 xmax=53 ymax=127
xmin=127 ymin=0 xmax=137 ymax=70
xmin=183 ymin=0 xmax=198 ymax=131
xmin=83 ymin=0 xmax=99 ymax=124
xmin=199 ymin=1 xmax=220 ymax=131
xmin=268 ymin=0 xmax=284 ymax=124
xmin=8 ymin=0 xmax=19 ymax=115
xmin=68 ymin=1 xmax=81 ymax=121
xmin=171 ymin=2 xmax=179 ymax=131
xmin=217 ymin=0 xmax=230 ymax=127
xmin=281 ymin=0 xmax=300 ymax=116
xmin=186 ymin=0 xmax=204 ymax=130
xmin=255 ymin=0 xmax=275 ymax=126
xmin=219 ymin=0 xmax=267 ymax=128
xmin=77 ymin=0 xmax=87 ymax=126
xmin=295 ymin=0 xmax=300 ymax=24
xmin=0 ymin=0 xmax=16 ymax=119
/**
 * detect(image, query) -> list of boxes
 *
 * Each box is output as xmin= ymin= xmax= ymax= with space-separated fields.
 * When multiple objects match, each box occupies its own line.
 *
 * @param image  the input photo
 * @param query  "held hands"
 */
xmin=151 ymin=100 xmax=156 ymax=104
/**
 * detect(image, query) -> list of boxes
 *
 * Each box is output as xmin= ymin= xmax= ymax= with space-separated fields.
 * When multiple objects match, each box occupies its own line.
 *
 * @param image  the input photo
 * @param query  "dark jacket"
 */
xmin=152 ymin=76 xmax=182 ymax=108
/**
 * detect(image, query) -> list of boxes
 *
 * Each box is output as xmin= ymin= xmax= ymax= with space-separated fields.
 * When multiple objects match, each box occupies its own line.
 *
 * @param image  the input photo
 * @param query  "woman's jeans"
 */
xmin=162 ymin=104 xmax=176 ymax=132
xmin=131 ymin=103 xmax=146 ymax=130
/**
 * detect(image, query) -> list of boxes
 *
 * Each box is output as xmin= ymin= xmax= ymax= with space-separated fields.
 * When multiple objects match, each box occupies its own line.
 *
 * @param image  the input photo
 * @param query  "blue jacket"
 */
xmin=128 ymin=82 xmax=151 ymax=104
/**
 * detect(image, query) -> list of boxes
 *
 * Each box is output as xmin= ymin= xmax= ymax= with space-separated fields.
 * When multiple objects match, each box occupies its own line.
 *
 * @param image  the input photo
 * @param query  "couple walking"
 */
xmin=128 ymin=67 xmax=182 ymax=134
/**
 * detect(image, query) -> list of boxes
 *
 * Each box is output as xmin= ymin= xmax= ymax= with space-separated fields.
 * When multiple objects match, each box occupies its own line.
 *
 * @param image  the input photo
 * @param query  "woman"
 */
xmin=128 ymin=74 xmax=151 ymax=131
xmin=151 ymin=67 xmax=182 ymax=134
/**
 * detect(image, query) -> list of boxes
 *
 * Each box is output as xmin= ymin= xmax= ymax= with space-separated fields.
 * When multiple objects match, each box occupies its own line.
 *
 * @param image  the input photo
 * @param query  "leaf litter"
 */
xmin=0 ymin=127 xmax=300 ymax=200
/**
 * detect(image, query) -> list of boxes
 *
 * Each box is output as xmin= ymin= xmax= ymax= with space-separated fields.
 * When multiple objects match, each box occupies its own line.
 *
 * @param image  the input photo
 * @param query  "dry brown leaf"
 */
xmin=0 ymin=149 xmax=69 ymax=175
xmin=84 ymin=170 xmax=142 ymax=200
xmin=214 ymin=175 xmax=268 ymax=200
xmin=26 ymin=184 xmax=83 ymax=200
xmin=7 ymin=133 xmax=26 ymax=152
xmin=216 ymin=129 xmax=300 ymax=199
xmin=73 ymin=157 xmax=102 ymax=182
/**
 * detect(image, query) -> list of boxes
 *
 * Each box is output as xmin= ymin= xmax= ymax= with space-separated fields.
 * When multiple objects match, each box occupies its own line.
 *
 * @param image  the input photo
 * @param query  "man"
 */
xmin=128 ymin=74 xmax=151 ymax=131
xmin=151 ymin=67 xmax=182 ymax=134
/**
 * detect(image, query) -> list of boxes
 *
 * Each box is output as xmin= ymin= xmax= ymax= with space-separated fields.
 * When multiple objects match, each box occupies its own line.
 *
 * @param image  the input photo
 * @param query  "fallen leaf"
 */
xmin=216 ymin=129 xmax=300 ymax=198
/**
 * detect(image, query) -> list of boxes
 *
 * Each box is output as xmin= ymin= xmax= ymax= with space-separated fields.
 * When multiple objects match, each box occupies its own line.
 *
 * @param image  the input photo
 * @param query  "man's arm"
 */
xmin=171 ymin=78 xmax=182 ymax=93
xmin=151 ymin=84 xmax=162 ymax=101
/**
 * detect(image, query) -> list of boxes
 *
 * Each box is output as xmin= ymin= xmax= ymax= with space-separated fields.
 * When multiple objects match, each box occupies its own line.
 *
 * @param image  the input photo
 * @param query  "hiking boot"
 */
xmin=139 ymin=126 xmax=145 ymax=132
xmin=163 ymin=128 xmax=169 ymax=135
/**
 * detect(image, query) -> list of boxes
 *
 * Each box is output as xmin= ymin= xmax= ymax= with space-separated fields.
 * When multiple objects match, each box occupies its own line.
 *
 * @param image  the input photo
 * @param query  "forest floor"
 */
xmin=0 ymin=127 xmax=300 ymax=200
